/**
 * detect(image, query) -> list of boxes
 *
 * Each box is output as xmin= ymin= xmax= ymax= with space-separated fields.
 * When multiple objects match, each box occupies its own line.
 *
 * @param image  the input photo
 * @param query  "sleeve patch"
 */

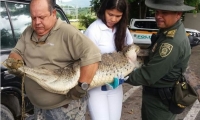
xmin=159 ymin=43 xmax=173 ymax=57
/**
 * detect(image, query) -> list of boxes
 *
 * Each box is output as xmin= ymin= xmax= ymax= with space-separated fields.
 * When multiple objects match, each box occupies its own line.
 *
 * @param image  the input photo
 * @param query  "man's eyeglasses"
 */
xmin=30 ymin=31 xmax=51 ymax=45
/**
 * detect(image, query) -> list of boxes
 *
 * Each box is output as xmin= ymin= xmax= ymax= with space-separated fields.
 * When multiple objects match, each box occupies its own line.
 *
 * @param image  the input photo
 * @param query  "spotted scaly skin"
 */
xmin=6 ymin=44 xmax=142 ymax=95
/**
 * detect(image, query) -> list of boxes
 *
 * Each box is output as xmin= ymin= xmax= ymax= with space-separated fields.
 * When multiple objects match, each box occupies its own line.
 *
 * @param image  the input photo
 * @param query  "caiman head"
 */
xmin=122 ymin=44 xmax=140 ymax=65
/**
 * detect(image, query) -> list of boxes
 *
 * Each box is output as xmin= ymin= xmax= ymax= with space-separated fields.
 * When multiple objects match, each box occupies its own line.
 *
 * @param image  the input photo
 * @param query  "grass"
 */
xmin=70 ymin=21 xmax=86 ymax=30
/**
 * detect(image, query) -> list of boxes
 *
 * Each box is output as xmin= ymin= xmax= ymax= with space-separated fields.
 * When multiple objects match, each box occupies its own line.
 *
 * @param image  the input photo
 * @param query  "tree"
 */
xmin=78 ymin=0 xmax=101 ymax=29
xmin=79 ymin=14 xmax=96 ymax=28
xmin=89 ymin=0 xmax=147 ymax=20
xmin=127 ymin=0 xmax=146 ymax=19
xmin=185 ymin=0 xmax=200 ymax=13
xmin=86 ymin=0 xmax=200 ymax=27
xmin=127 ymin=0 xmax=200 ymax=19
xmin=90 ymin=0 xmax=102 ymax=14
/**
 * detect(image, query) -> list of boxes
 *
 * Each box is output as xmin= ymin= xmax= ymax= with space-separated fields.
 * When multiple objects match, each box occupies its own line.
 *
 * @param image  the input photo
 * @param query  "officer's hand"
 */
xmin=66 ymin=85 xmax=87 ymax=100
xmin=105 ymin=75 xmax=129 ymax=90
xmin=5 ymin=58 xmax=24 ymax=76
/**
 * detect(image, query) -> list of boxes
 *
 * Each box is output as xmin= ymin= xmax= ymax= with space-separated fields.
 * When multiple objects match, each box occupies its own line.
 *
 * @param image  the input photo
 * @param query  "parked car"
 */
xmin=129 ymin=18 xmax=200 ymax=48
xmin=0 ymin=0 xmax=70 ymax=119
xmin=185 ymin=28 xmax=200 ymax=47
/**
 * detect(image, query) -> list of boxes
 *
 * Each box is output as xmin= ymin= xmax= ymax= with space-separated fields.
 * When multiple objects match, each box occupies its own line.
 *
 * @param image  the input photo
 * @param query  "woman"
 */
xmin=84 ymin=0 xmax=133 ymax=119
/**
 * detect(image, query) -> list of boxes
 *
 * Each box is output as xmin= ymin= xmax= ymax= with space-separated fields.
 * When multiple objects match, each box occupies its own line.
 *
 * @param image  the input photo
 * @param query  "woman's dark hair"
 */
xmin=97 ymin=0 xmax=129 ymax=51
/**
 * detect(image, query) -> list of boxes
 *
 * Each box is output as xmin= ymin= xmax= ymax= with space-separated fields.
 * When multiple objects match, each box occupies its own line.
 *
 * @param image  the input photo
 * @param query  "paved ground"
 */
xmin=86 ymin=45 xmax=200 ymax=120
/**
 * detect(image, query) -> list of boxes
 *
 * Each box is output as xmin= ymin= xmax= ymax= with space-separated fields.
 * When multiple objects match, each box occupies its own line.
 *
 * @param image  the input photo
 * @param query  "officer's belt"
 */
xmin=161 ymin=77 xmax=177 ymax=82
xmin=143 ymin=86 xmax=159 ymax=95
xmin=143 ymin=86 xmax=173 ymax=105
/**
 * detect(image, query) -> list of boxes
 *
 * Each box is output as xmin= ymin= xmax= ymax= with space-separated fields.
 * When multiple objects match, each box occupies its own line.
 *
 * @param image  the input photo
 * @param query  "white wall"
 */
xmin=183 ymin=13 xmax=200 ymax=31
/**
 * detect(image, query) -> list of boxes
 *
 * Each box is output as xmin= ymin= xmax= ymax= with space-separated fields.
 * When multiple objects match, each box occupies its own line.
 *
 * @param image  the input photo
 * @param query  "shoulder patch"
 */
xmin=166 ymin=29 xmax=177 ymax=38
xmin=159 ymin=43 xmax=173 ymax=57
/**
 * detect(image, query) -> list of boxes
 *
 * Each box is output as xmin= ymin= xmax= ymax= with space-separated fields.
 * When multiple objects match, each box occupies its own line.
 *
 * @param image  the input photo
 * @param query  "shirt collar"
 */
xmin=52 ymin=18 xmax=64 ymax=31
xmin=31 ymin=18 xmax=64 ymax=43
xmin=159 ymin=20 xmax=182 ymax=34
xmin=97 ymin=19 xmax=116 ymax=32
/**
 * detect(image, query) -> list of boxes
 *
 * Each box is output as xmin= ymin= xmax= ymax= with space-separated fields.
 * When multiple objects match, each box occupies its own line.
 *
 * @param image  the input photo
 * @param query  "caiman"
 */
xmin=3 ymin=44 xmax=147 ymax=95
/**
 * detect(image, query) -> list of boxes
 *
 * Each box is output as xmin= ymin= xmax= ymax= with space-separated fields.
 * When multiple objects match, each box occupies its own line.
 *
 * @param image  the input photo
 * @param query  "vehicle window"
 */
xmin=1 ymin=1 xmax=68 ymax=50
xmin=134 ymin=21 xmax=145 ymax=28
xmin=0 ymin=1 xmax=16 ymax=49
xmin=6 ymin=2 xmax=31 ymax=42
xmin=149 ymin=21 xmax=158 ymax=29
xmin=134 ymin=21 xmax=158 ymax=29
xmin=187 ymin=31 xmax=195 ymax=37
xmin=56 ymin=9 xmax=66 ymax=21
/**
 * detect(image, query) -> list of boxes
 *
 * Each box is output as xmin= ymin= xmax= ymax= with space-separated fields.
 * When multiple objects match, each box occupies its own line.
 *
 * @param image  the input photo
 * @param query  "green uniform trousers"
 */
xmin=142 ymin=91 xmax=176 ymax=120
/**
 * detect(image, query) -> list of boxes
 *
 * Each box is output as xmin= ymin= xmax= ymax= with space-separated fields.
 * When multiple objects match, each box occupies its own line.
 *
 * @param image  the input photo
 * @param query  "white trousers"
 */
xmin=88 ymin=85 xmax=123 ymax=120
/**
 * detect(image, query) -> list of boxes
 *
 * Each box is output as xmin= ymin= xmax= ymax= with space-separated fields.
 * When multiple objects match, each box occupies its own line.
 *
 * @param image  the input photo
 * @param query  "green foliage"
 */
xmin=66 ymin=14 xmax=73 ymax=19
xmin=90 ymin=0 xmax=102 ymax=14
xmin=185 ymin=0 xmax=198 ymax=6
xmin=89 ymin=0 xmax=138 ymax=13
xmin=184 ymin=0 xmax=200 ymax=12
xmin=127 ymin=0 xmax=200 ymax=19
xmin=79 ymin=14 xmax=97 ymax=28
xmin=78 ymin=7 xmax=91 ymax=16
xmin=85 ymin=0 xmax=200 ymax=27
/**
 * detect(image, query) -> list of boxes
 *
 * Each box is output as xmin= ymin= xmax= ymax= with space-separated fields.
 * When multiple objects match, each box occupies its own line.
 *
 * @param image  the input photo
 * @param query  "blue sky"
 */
xmin=57 ymin=0 xmax=91 ymax=8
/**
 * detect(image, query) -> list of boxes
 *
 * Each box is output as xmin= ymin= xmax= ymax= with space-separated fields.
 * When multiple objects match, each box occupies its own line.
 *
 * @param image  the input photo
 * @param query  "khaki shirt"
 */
xmin=128 ymin=20 xmax=191 ymax=88
xmin=11 ymin=19 xmax=101 ymax=109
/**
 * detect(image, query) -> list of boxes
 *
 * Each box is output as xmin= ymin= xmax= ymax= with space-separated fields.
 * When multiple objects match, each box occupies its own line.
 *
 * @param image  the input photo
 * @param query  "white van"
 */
xmin=129 ymin=18 xmax=200 ymax=48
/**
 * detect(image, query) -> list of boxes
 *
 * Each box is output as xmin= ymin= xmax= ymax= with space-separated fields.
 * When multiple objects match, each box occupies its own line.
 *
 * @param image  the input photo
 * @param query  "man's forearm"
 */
xmin=79 ymin=62 xmax=99 ymax=84
xmin=9 ymin=52 xmax=23 ymax=60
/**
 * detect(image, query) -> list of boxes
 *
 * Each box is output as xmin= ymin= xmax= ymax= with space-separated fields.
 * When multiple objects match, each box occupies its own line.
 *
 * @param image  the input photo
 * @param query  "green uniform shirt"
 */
xmin=11 ymin=19 xmax=101 ymax=109
xmin=128 ymin=20 xmax=191 ymax=88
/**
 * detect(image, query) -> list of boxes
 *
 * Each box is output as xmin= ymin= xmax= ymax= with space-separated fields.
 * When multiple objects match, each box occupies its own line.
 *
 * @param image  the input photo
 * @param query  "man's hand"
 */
xmin=66 ymin=85 xmax=87 ymax=100
xmin=105 ymin=75 xmax=129 ymax=90
xmin=5 ymin=58 xmax=24 ymax=76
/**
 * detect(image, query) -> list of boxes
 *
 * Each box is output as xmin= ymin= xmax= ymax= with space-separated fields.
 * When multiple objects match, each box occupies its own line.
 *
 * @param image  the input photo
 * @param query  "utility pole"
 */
xmin=75 ymin=5 xmax=78 ymax=19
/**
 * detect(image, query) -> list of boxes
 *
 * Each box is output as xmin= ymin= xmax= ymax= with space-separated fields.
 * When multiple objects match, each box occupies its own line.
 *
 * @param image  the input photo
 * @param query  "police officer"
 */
xmin=125 ymin=0 xmax=195 ymax=120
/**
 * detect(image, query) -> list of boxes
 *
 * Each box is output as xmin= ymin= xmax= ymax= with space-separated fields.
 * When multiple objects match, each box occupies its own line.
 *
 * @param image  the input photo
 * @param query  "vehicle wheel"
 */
xmin=197 ymin=39 xmax=200 ymax=45
xmin=1 ymin=104 xmax=14 ymax=120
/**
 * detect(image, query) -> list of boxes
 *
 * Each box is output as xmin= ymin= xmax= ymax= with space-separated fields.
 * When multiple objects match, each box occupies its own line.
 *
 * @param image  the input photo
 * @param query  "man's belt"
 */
xmin=142 ymin=86 xmax=159 ymax=95
xmin=143 ymin=86 xmax=173 ymax=105
xmin=161 ymin=77 xmax=177 ymax=82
